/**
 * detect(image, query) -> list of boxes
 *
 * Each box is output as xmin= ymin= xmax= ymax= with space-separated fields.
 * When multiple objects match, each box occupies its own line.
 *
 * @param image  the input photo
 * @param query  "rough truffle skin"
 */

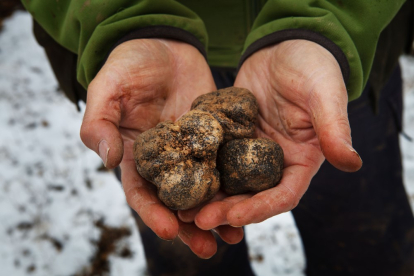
xmin=217 ymin=138 xmax=284 ymax=195
xmin=191 ymin=87 xmax=259 ymax=142
xmin=134 ymin=87 xmax=283 ymax=210
xmin=133 ymin=110 xmax=223 ymax=210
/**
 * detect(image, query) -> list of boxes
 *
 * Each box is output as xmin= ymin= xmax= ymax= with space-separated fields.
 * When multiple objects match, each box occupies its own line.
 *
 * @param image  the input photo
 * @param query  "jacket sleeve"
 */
xmin=22 ymin=0 xmax=208 ymax=89
xmin=241 ymin=0 xmax=406 ymax=101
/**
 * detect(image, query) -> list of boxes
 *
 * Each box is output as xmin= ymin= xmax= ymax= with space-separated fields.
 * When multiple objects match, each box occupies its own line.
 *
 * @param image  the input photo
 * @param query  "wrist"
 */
xmin=239 ymin=29 xmax=349 ymax=85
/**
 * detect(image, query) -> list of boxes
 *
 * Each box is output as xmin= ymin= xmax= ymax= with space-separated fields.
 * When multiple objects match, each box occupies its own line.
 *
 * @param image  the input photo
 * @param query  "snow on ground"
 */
xmin=0 ymin=12 xmax=145 ymax=276
xmin=401 ymin=56 xmax=414 ymax=210
xmin=0 ymin=11 xmax=413 ymax=276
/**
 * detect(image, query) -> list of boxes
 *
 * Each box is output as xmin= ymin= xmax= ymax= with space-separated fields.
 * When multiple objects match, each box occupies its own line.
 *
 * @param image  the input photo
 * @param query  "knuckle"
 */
xmin=79 ymin=122 xmax=97 ymax=152
xmin=125 ymin=186 xmax=142 ymax=208
xmin=285 ymin=189 xmax=301 ymax=211
xmin=279 ymin=185 xmax=301 ymax=211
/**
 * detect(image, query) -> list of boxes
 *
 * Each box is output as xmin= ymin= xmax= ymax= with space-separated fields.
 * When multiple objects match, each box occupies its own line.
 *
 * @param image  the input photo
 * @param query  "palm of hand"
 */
xmin=179 ymin=40 xmax=362 ymax=230
xmin=81 ymin=39 xmax=244 ymax=258
xmin=93 ymin=39 xmax=215 ymax=145
xmin=232 ymin=41 xmax=336 ymax=223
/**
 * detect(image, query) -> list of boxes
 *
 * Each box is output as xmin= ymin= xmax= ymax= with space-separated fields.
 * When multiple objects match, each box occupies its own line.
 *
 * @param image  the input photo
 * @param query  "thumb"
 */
xmin=309 ymin=78 xmax=363 ymax=172
xmin=80 ymin=78 xmax=124 ymax=169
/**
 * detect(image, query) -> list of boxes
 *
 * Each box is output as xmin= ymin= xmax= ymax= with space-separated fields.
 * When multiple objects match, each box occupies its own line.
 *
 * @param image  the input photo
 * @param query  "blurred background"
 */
xmin=0 ymin=2 xmax=413 ymax=276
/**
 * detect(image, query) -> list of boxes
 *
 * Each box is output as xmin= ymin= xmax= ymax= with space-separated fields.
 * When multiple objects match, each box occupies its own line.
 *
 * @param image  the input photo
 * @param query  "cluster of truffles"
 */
xmin=133 ymin=87 xmax=284 ymax=210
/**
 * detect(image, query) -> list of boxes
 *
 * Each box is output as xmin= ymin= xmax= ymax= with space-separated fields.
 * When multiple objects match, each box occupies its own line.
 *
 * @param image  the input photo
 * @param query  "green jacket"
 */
xmin=23 ymin=0 xmax=407 ymax=101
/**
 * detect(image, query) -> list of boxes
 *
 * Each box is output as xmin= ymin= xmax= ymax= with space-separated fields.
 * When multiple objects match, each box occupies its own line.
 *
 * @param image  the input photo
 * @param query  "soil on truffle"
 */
xmin=217 ymin=138 xmax=284 ymax=195
xmin=133 ymin=110 xmax=223 ymax=210
xmin=191 ymin=87 xmax=259 ymax=142
xmin=134 ymin=87 xmax=283 ymax=210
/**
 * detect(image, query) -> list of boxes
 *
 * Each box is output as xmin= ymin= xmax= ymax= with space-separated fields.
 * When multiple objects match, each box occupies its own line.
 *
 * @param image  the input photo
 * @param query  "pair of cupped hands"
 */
xmin=80 ymin=38 xmax=362 ymax=258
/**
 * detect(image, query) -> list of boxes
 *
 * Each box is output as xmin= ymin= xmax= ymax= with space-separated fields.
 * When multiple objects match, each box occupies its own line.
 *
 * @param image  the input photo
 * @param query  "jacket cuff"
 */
xmin=107 ymin=25 xmax=207 ymax=62
xmin=238 ymin=29 xmax=350 ymax=84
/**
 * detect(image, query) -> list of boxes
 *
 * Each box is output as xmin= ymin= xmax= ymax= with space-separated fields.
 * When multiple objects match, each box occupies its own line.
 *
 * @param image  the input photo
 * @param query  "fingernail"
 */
xmin=228 ymin=223 xmax=243 ymax=228
xmin=351 ymin=148 xmax=363 ymax=164
xmin=98 ymin=140 xmax=110 ymax=167
xmin=179 ymin=227 xmax=193 ymax=241
xmin=158 ymin=236 xmax=174 ymax=242
xmin=344 ymin=140 xmax=363 ymax=163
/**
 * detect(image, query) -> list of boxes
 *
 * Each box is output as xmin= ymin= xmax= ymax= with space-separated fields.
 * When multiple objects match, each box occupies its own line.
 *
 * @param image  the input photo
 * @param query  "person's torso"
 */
xmin=177 ymin=0 xmax=267 ymax=68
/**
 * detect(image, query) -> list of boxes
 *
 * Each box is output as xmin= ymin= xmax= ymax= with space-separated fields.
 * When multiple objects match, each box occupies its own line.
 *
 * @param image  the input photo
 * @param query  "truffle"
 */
xmin=191 ymin=87 xmax=259 ymax=142
xmin=133 ymin=87 xmax=283 ymax=210
xmin=133 ymin=110 xmax=223 ymax=210
xmin=217 ymin=138 xmax=284 ymax=195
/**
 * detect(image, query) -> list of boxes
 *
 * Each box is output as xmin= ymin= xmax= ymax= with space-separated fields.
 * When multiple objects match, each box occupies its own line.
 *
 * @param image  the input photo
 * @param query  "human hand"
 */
xmin=79 ymin=39 xmax=243 ymax=258
xmin=178 ymin=40 xmax=363 ymax=230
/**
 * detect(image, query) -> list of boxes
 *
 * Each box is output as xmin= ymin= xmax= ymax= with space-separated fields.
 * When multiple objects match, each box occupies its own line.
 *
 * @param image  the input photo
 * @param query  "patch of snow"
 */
xmin=246 ymin=212 xmax=305 ymax=276
xmin=400 ymin=55 xmax=414 ymax=211
xmin=0 ymin=12 xmax=145 ymax=276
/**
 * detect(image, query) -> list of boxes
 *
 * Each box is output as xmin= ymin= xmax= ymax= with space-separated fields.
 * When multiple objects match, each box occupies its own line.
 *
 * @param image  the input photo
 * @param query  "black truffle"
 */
xmin=217 ymin=138 xmax=284 ymax=195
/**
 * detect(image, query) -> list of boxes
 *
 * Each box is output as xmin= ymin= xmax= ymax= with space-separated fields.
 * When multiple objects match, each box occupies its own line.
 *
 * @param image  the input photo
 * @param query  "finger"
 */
xmin=80 ymin=75 xmax=124 ymax=169
xmin=177 ymin=205 xmax=203 ymax=223
xmin=177 ymin=191 xmax=228 ymax=223
xmin=213 ymin=225 xmax=244 ymax=245
xmin=121 ymin=157 xmax=179 ymax=240
xmin=227 ymin=165 xmax=313 ymax=227
xmin=178 ymin=221 xmax=217 ymax=259
xmin=308 ymin=76 xmax=363 ymax=172
xmin=194 ymin=194 xmax=251 ymax=230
